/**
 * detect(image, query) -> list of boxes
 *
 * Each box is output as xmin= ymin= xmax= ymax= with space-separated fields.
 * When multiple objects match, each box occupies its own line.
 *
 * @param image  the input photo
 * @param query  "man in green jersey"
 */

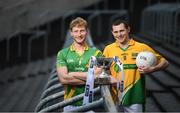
xmin=56 ymin=17 xmax=102 ymax=111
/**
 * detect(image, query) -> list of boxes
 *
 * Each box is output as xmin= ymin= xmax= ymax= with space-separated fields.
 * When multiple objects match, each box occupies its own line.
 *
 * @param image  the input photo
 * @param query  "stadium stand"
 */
xmin=0 ymin=0 xmax=180 ymax=112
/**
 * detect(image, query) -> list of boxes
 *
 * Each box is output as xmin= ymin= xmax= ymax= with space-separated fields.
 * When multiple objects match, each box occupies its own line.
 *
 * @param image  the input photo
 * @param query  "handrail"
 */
xmin=70 ymin=98 xmax=104 ymax=112
xmin=44 ymin=77 xmax=59 ymax=89
xmin=38 ymin=87 xmax=100 ymax=112
xmin=35 ymin=90 xmax=64 ymax=112
xmin=39 ymin=84 xmax=63 ymax=100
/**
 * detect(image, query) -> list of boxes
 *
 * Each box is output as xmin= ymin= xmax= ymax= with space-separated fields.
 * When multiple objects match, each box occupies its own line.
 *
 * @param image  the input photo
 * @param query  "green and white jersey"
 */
xmin=103 ymin=39 xmax=166 ymax=106
xmin=56 ymin=44 xmax=102 ymax=106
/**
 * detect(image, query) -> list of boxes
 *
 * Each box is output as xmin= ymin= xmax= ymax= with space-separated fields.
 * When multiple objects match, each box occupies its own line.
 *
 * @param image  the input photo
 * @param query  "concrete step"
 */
xmin=0 ymin=76 xmax=35 ymax=111
xmin=151 ymin=71 xmax=180 ymax=87
xmin=146 ymin=97 xmax=161 ymax=112
xmin=152 ymin=92 xmax=180 ymax=112
xmin=146 ymin=75 xmax=165 ymax=91
xmin=26 ymin=74 xmax=49 ymax=111
xmin=11 ymin=74 xmax=49 ymax=111
xmin=0 ymin=80 xmax=24 ymax=111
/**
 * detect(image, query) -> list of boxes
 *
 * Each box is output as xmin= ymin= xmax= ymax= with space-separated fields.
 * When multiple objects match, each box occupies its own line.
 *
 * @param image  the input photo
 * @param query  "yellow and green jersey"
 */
xmin=103 ymin=39 xmax=166 ymax=106
xmin=56 ymin=44 xmax=102 ymax=106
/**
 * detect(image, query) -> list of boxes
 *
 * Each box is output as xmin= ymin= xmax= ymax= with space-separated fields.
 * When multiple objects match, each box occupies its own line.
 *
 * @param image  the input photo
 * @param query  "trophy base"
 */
xmin=95 ymin=77 xmax=111 ymax=85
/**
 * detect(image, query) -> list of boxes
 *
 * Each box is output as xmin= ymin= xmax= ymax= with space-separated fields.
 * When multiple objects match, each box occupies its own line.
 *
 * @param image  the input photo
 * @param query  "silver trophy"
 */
xmin=95 ymin=57 xmax=113 ymax=85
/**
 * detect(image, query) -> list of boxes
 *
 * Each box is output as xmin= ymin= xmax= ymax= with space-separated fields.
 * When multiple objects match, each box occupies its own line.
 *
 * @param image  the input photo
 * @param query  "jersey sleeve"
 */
xmin=94 ymin=49 xmax=103 ymax=57
xmin=56 ymin=51 xmax=67 ymax=68
xmin=103 ymin=46 xmax=109 ymax=57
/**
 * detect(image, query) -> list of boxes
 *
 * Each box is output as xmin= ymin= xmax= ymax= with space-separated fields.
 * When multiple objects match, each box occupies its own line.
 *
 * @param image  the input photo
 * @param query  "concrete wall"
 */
xmin=0 ymin=0 xmax=101 ymax=40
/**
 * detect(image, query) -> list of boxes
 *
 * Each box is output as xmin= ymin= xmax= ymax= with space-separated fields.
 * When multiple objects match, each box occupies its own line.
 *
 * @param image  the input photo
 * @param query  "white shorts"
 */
xmin=63 ymin=105 xmax=79 ymax=112
xmin=119 ymin=104 xmax=143 ymax=113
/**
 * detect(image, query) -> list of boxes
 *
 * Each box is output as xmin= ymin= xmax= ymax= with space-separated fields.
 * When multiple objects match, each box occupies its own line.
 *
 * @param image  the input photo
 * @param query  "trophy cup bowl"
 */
xmin=95 ymin=57 xmax=113 ymax=85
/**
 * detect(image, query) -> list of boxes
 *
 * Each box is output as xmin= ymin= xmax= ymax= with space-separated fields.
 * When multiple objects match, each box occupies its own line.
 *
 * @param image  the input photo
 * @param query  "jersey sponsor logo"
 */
xmin=75 ymin=67 xmax=85 ymax=71
xmin=121 ymin=53 xmax=128 ymax=56
xmin=123 ymin=64 xmax=137 ymax=69
xmin=67 ymin=59 xmax=74 ymax=63
xmin=58 ymin=61 xmax=66 ymax=64
xmin=123 ymin=55 xmax=127 ymax=60
xmin=132 ymin=52 xmax=138 ymax=59
xmin=121 ymin=53 xmax=128 ymax=61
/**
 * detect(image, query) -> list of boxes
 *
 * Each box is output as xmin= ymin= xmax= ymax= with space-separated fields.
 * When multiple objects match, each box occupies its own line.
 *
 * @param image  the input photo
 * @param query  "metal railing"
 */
xmin=6 ymin=31 xmax=47 ymax=62
xmin=141 ymin=3 xmax=180 ymax=48
xmin=27 ymin=31 xmax=46 ymax=62
xmin=35 ymin=72 xmax=118 ymax=112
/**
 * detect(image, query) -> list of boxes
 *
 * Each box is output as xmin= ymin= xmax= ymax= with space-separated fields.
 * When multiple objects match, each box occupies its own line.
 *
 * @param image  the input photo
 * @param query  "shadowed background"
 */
xmin=0 ymin=0 xmax=180 ymax=112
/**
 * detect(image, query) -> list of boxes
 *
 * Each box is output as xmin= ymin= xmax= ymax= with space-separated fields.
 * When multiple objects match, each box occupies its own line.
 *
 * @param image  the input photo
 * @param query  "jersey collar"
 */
xmin=70 ymin=43 xmax=89 ymax=51
xmin=115 ymin=39 xmax=135 ymax=47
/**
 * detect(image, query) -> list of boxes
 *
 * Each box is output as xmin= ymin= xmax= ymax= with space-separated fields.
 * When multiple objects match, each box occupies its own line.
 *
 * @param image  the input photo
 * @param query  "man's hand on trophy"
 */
xmin=110 ymin=76 xmax=119 ymax=85
xmin=94 ymin=66 xmax=102 ymax=78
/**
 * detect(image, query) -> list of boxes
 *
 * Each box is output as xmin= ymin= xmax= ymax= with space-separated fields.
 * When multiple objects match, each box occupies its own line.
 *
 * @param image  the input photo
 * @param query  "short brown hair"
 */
xmin=69 ymin=17 xmax=88 ymax=30
xmin=111 ymin=19 xmax=130 ymax=30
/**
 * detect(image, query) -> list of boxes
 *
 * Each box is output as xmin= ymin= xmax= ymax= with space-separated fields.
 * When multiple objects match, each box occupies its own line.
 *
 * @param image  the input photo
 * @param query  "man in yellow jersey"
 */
xmin=56 ymin=17 xmax=102 ymax=111
xmin=103 ymin=19 xmax=169 ymax=113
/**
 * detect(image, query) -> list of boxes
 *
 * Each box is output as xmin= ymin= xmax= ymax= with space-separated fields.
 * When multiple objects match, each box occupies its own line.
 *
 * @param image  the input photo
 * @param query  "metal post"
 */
xmin=44 ymin=22 xmax=50 ymax=58
xmin=61 ymin=11 xmax=75 ymax=46
xmin=18 ymin=35 xmax=22 ymax=57
xmin=97 ymin=13 xmax=101 ymax=37
xmin=120 ymin=0 xmax=125 ymax=10
xmin=100 ymin=85 xmax=118 ymax=112
xmin=147 ymin=0 xmax=151 ymax=6
xmin=44 ymin=31 xmax=48 ymax=58
xmin=27 ymin=38 xmax=32 ymax=62
xmin=6 ymin=38 xmax=10 ymax=62
xmin=174 ymin=9 xmax=180 ymax=46
xmin=129 ymin=0 xmax=134 ymax=13
xmin=104 ymin=0 xmax=108 ymax=10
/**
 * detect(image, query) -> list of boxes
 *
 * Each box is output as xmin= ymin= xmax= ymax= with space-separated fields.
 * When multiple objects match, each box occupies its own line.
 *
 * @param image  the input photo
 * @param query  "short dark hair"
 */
xmin=111 ymin=19 xmax=129 ymax=30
